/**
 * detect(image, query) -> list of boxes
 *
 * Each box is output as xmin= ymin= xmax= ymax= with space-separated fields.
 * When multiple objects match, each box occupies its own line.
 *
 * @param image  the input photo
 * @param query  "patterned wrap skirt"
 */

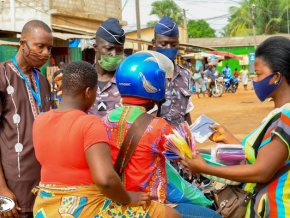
xmin=33 ymin=183 xmax=166 ymax=218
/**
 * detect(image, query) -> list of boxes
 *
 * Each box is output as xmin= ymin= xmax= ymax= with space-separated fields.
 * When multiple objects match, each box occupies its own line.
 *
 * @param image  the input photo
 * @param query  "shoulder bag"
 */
xmin=215 ymin=163 xmax=290 ymax=218
xmin=114 ymin=112 xmax=153 ymax=176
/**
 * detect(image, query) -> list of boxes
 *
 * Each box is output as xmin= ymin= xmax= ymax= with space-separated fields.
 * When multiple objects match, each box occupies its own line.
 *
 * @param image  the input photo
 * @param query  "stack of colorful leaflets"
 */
xmin=163 ymin=122 xmax=196 ymax=160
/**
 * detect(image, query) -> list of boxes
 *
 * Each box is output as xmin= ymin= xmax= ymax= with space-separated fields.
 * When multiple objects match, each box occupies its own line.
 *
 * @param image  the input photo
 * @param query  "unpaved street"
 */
xmin=190 ymin=87 xmax=274 ymax=150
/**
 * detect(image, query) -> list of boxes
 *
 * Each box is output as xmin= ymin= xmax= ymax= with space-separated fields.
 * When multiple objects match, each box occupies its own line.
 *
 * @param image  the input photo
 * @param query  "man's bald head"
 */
xmin=21 ymin=20 xmax=52 ymax=38
xmin=59 ymin=62 xmax=65 ymax=70
xmin=18 ymin=20 xmax=53 ymax=69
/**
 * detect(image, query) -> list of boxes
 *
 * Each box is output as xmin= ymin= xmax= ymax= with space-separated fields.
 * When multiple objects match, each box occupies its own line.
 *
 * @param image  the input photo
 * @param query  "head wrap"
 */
xmin=96 ymin=18 xmax=125 ymax=44
xmin=154 ymin=16 xmax=179 ymax=37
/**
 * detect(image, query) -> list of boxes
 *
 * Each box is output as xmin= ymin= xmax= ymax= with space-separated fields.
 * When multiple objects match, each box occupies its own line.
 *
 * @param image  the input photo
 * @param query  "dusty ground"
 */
xmin=190 ymin=85 xmax=275 ymax=150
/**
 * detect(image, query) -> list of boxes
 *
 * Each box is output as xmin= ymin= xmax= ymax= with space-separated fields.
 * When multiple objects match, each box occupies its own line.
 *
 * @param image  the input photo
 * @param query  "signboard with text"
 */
xmin=249 ymin=53 xmax=255 ymax=62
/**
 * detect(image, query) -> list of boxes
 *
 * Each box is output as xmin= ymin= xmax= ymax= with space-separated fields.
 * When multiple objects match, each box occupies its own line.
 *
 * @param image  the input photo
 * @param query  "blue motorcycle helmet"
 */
xmin=116 ymin=51 xmax=174 ymax=102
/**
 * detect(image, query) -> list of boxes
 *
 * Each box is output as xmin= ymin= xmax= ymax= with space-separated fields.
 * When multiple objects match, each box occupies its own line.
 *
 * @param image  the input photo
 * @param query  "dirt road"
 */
xmin=190 ymin=87 xmax=274 ymax=150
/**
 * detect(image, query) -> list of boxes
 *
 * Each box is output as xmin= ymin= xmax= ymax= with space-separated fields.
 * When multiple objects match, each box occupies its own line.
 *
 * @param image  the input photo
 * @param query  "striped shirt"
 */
xmin=242 ymin=103 xmax=290 ymax=218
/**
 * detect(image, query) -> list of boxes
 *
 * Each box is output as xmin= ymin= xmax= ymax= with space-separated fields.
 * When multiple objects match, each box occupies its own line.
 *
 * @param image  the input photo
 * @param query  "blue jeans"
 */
xmin=175 ymin=203 xmax=222 ymax=218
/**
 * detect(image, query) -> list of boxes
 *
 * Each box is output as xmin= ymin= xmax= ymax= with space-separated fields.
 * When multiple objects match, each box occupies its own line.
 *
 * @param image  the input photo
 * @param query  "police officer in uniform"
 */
xmin=88 ymin=18 xmax=125 ymax=118
xmin=152 ymin=16 xmax=194 ymax=128
xmin=152 ymin=17 xmax=194 ymax=180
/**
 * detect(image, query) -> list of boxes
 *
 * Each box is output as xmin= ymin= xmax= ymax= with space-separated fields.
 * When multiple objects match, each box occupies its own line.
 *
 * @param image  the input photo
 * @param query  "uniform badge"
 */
xmin=98 ymin=101 xmax=107 ymax=111
xmin=171 ymin=88 xmax=177 ymax=96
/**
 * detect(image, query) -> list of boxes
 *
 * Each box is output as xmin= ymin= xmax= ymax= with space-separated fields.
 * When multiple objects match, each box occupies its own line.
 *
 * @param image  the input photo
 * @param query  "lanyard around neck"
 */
xmin=12 ymin=57 xmax=43 ymax=113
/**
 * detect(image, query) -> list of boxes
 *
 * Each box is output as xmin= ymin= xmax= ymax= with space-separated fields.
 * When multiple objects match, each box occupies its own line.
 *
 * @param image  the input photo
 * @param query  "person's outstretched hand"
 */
xmin=54 ymin=73 xmax=63 ymax=96
xmin=180 ymin=152 xmax=207 ymax=174
xmin=209 ymin=125 xmax=228 ymax=143
xmin=127 ymin=192 xmax=151 ymax=210
xmin=209 ymin=125 xmax=240 ymax=144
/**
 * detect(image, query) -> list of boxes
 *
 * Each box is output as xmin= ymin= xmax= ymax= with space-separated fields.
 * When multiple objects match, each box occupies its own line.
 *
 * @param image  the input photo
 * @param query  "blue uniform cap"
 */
xmin=154 ymin=16 xmax=179 ymax=37
xmin=96 ymin=18 xmax=125 ymax=44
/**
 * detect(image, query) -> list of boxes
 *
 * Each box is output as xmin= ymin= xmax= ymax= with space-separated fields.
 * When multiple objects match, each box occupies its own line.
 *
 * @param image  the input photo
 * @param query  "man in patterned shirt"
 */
xmin=0 ymin=20 xmax=52 ymax=218
xmin=152 ymin=16 xmax=194 ymax=128
xmin=88 ymin=18 xmax=125 ymax=118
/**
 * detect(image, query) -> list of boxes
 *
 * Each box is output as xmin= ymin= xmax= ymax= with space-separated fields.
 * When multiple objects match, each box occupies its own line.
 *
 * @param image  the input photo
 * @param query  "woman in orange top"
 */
xmin=32 ymin=61 xmax=176 ymax=217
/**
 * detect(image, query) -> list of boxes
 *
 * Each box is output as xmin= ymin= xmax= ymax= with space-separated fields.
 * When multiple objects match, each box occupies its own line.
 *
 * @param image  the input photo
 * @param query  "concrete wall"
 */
xmin=0 ymin=0 xmax=51 ymax=31
xmin=51 ymin=0 xmax=122 ymax=21
xmin=0 ymin=0 xmax=123 ymax=32
xmin=51 ymin=0 xmax=123 ymax=30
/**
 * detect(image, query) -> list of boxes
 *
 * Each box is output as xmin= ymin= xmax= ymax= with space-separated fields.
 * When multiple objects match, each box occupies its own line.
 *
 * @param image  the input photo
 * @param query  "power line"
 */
xmin=122 ymin=0 xmax=130 ymax=11
xmin=255 ymin=5 xmax=285 ymax=12
xmin=187 ymin=13 xmax=199 ymax=20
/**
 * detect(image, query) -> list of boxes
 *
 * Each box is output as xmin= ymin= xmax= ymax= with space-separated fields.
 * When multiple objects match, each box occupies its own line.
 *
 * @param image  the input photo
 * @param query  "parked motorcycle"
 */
xmin=207 ymin=78 xmax=223 ymax=97
xmin=223 ymin=76 xmax=238 ymax=93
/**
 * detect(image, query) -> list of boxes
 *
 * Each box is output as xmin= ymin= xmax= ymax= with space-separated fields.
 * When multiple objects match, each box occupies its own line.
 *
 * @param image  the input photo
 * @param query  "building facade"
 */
xmin=189 ymin=34 xmax=290 ymax=74
xmin=0 ymin=0 xmax=124 ymax=75
xmin=0 ymin=0 xmax=124 ymax=33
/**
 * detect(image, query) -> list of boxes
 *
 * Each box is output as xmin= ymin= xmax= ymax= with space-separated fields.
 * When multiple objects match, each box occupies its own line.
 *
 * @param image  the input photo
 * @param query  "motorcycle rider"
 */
xmin=222 ymin=63 xmax=232 ymax=77
xmin=204 ymin=63 xmax=216 ymax=91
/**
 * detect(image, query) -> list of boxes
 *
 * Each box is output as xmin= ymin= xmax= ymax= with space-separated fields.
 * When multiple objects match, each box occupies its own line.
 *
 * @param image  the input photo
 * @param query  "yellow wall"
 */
xmin=125 ymin=26 xmax=185 ymax=51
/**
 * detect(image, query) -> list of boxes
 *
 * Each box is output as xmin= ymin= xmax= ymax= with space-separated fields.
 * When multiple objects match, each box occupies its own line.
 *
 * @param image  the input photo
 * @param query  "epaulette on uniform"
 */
xmin=177 ymin=63 xmax=192 ymax=75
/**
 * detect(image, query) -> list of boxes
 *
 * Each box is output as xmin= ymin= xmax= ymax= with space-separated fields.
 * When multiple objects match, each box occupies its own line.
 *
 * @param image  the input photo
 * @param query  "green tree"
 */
xmin=222 ymin=0 xmax=289 ymax=37
xmin=187 ymin=19 xmax=216 ymax=38
xmin=147 ymin=20 xmax=158 ymax=27
xmin=147 ymin=0 xmax=184 ymax=27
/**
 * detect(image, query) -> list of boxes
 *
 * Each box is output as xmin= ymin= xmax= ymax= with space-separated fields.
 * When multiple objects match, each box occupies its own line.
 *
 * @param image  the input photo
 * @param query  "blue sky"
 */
xmin=121 ymin=0 xmax=240 ymax=36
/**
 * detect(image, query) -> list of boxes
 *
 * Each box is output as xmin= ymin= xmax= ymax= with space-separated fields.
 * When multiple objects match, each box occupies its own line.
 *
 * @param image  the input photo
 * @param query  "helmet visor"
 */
xmin=137 ymin=50 xmax=174 ymax=78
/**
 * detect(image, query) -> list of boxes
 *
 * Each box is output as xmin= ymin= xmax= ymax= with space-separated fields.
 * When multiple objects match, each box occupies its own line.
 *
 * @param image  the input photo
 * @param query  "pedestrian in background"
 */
xmin=234 ymin=68 xmax=239 ymax=78
xmin=222 ymin=63 xmax=232 ymax=77
xmin=240 ymin=65 xmax=249 ymax=90
xmin=193 ymin=59 xmax=206 ymax=98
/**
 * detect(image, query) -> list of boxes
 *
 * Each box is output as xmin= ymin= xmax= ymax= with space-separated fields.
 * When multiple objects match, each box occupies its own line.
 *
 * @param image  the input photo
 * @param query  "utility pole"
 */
xmin=252 ymin=4 xmax=257 ymax=49
xmin=183 ymin=9 xmax=188 ymax=43
xmin=135 ymin=0 xmax=141 ymax=51
xmin=48 ymin=0 xmax=53 ymax=29
xmin=287 ymin=0 xmax=289 ymax=34
xmin=9 ymin=0 xmax=15 ymax=30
